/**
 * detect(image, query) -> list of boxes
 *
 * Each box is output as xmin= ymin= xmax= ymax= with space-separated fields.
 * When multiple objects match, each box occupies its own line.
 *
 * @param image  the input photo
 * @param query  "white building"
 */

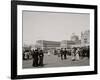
xmin=61 ymin=33 xmax=81 ymax=48
xmin=81 ymin=30 xmax=90 ymax=47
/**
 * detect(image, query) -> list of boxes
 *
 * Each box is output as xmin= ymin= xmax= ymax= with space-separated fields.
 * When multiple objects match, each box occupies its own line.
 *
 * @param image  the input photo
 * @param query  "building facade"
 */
xmin=61 ymin=34 xmax=81 ymax=48
xmin=36 ymin=40 xmax=60 ymax=50
xmin=81 ymin=30 xmax=90 ymax=46
xmin=35 ymin=30 xmax=90 ymax=50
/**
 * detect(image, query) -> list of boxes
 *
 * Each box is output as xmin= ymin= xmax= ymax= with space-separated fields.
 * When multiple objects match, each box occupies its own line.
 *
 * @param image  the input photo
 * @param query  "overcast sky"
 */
xmin=23 ymin=11 xmax=90 ymax=45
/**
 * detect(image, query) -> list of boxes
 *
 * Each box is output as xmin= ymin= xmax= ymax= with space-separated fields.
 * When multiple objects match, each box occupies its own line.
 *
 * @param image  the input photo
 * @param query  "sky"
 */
xmin=23 ymin=11 xmax=90 ymax=45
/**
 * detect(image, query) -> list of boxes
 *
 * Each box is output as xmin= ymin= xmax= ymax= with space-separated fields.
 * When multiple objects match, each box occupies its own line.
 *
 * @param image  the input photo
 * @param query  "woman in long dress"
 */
xmin=75 ymin=48 xmax=80 ymax=61
xmin=71 ymin=48 xmax=75 ymax=61
xmin=47 ymin=49 xmax=51 ymax=56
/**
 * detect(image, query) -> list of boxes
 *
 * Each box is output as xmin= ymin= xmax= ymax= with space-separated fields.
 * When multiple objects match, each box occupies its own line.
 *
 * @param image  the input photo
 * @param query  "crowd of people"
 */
xmin=58 ymin=47 xmax=89 ymax=61
xmin=23 ymin=46 xmax=89 ymax=67
xmin=54 ymin=47 xmax=81 ymax=61
xmin=31 ymin=48 xmax=44 ymax=67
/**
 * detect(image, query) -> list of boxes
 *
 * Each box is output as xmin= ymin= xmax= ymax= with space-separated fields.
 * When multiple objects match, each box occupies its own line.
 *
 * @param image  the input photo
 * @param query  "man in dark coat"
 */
xmin=32 ymin=49 xmax=35 ymax=66
xmin=64 ymin=48 xmax=67 ymax=59
xmin=60 ymin=48 xmax=64 ymax=60
xmin=87 ymin=46 xmax=90 ymax=58
xmin=38 ymin=49 xmax=44 ymax=66
xmin=33 ymin=49 xmax=39 ymax=67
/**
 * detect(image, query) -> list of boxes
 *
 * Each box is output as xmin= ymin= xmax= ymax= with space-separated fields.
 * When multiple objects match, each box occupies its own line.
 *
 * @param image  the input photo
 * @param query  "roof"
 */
xmin=36 ymin=40 xmax=60 ymax=45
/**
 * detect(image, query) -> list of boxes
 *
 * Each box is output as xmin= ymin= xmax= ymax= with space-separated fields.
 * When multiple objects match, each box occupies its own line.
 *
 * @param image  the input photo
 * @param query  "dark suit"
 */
xmin=32 ymin=50 xmax=35 ymax=66
xmin=64 ymin=49 xmax=67 ymax=59
xmin=38 ymin=50 xmax=44 ymax=66
xmin=60 ymin=49 xmax=64 ymax=60
xmin=33 ymin=49 xmax=39 ymax=67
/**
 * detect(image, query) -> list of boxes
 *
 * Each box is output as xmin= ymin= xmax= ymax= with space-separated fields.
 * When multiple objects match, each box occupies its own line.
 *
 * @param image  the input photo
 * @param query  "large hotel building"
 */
xmin=36 ymin=40 xmax=60 ymax=50
xmin=35 ymin=30 xmax=90 ymax=50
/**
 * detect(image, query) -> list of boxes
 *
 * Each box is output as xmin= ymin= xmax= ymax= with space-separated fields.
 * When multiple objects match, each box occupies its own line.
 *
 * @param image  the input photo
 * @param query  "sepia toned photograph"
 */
xmin=22 ymin=11 xmax=90 ymax=69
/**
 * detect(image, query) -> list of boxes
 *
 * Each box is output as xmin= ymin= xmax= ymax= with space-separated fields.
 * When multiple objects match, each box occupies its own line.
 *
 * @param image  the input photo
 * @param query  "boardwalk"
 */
xmin=23 ymin=54 xmax=89 ymax=69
